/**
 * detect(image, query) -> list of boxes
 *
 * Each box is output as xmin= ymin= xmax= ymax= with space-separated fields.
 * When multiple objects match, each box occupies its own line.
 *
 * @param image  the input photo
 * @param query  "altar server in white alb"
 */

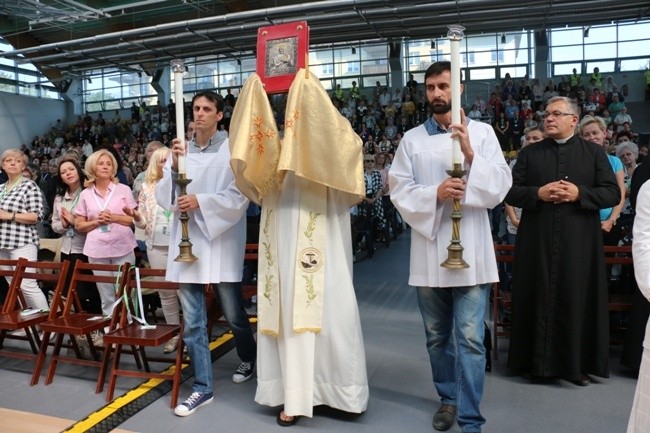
xmin=389 ymin=61 xmax=511 ymax=433
xmin=229 ymin=69 xmax=369 ymax=427
xmin=156 ymin=91 xmax=256 ymax=418
xmin=629 ymin=180 xmax=650 ymax=433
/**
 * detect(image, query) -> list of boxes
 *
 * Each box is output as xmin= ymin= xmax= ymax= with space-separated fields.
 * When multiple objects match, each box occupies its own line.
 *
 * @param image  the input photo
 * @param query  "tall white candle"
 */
xmin=447 ymin=25 xmax=465 ymax=165
xmin=171 ymin=59 xmax=187 ymax=174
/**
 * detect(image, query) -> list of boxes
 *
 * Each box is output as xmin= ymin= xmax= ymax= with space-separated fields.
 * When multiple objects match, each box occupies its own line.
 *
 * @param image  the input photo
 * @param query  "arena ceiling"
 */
xmin=0 ymin=0 xmax=648 ymax=87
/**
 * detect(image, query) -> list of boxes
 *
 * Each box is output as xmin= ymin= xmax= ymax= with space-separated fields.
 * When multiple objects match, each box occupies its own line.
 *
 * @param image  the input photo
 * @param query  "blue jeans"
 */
xmin=416 ymin=284 xmax=489 ymax=433
xmin=178 ymin=282 xmax=256 ymax=394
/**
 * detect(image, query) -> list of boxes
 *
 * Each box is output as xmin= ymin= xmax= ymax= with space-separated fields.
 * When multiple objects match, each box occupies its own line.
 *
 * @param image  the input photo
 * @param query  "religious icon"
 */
xmin=266 ymin=38 xmax=297 ymax=77
xmin=256 ymin=21 xmax=309 ymax=94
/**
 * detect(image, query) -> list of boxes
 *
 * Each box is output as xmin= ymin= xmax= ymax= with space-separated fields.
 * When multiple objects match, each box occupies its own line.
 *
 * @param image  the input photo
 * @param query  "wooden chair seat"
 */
xmin=42 ymin=314 xmax=111 ymax=335
xmin=104 ymin=324 xmax=178 ymax=347
xmin=101 ymin=267 xmax=185 ymax=408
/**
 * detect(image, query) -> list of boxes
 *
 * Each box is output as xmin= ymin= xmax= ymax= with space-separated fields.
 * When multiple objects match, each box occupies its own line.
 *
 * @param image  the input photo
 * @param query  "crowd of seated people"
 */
xmin=15 ymin=69 xmax=645 ymax=265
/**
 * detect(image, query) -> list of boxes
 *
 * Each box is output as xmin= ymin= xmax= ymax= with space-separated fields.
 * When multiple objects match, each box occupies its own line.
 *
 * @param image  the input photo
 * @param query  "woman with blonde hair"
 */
xmin=579 ymin=115 xmax=626 ymax=244
xmin=74 ymin=149 xmax=137 ymax=320
xmin=0 ymin=149 xmax=47 ymax=311
xmin=125 ymin=147 xmax=181 ymax=353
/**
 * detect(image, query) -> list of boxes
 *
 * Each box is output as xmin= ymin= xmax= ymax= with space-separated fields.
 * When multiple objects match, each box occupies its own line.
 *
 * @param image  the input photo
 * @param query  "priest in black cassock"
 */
xmin=506 ymin=96 xmax=620 ymax=386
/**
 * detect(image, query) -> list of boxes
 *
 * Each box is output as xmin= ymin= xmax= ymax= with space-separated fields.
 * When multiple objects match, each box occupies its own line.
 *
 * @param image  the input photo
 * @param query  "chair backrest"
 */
xmin=244 ymin=243 xmax=259 ymax=261
xmin=114 ymin=267 xmax=180 ymax=329
xmin=51 ymin=261 xmax=130 ymax=320
xmin=0 ymin=259 xmax=21 ymax=309
xmin=3 ymin=259 xmax=70 ymax=314
xmin=494 ymin=243 xmax=515 ymax=263
xmin=603 ymin=245 xmax=633 ymax=265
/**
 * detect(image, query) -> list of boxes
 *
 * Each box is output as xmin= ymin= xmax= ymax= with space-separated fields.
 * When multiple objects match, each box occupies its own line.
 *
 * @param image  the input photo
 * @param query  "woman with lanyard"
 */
xmin=0 ymin=149 xmax=48 ymax=311
xmin=124 ymin=147 xmax=181 ymax=354
xmin=74 ymin=149 xmax=137 ymax=323
xmin=51 ymin=158 xmax=101 ymax=314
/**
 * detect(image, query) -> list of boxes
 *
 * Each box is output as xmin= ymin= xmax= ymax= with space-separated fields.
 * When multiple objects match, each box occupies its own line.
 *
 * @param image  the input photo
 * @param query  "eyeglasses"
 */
xmin=364 ymin=160 xmax=375 ymax=163
xmin=543 ymin=111 xmax=576 ymax=119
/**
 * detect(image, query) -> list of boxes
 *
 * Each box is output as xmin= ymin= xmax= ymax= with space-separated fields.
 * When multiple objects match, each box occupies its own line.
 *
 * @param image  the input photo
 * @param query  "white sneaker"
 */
xmin=174 ymin=391 xmax=214 ymax=417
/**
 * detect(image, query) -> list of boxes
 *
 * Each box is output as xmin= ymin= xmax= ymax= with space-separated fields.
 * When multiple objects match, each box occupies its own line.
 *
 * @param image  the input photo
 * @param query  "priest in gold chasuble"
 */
xmin=230 ymin=69 xmax=369 ymax=421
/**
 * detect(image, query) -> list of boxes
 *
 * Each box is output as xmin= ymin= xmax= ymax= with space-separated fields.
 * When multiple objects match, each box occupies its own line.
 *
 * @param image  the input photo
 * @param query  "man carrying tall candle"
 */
xmin=389 ymin=61 xmax=511 ymax=433
xmin=156 ymin=91 xmax=257 ymax=417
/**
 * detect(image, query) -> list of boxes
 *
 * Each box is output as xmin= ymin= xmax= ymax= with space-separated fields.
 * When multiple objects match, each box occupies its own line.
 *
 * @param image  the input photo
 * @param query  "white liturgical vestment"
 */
xmin=156 ymin=135 xmax=248 ymax=284
xmin=229 ymin=70 xmax=369 ymax=418
xmin=389 ymin=120 xmax=511 ymax=288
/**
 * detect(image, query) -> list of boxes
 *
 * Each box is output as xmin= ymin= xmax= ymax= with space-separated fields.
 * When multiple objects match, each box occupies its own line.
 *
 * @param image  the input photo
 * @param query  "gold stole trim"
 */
xmin=292 ymin=178 xmax=326 ymax=333
xmin=257 ymin=188 xmax=280 ymax=336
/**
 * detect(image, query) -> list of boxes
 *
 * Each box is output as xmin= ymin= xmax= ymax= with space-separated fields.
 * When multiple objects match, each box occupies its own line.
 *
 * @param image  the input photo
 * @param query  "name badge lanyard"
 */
xmin=162 ymin=209 xmax=172 ymax=235
xmin=63 ymin=189 xmax=81 ymax=237
xmin=0 ymin=175 xmax=24 ymax=203
xmin=92 ymin=185 xmax=116 ymax=231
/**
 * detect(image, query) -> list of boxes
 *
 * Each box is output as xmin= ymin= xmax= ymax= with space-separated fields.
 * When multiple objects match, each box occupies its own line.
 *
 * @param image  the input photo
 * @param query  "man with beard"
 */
xmin=389 ymin=61 xmax=511 ymax=433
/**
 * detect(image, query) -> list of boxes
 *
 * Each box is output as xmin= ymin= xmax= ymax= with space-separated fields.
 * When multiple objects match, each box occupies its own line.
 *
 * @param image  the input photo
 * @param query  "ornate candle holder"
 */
xmin=174 ymin=173 xmax=198 ymax=262
xmin=441 ymin=24 xmax=469 ymax=270
xmin=441 ymin=164 xmax=469 ymax=269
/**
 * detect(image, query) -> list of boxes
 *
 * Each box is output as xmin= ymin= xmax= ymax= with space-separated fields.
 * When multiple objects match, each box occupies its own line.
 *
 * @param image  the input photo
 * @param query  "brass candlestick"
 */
xmin=441 ymin=164 xmax=469 ymax=269
xmin=174 ymin=174 xmax=198 ymax=262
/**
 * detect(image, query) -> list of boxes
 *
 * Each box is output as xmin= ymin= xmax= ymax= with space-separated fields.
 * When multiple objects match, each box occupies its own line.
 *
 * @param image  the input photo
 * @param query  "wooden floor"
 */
xmin=0 ymin=408 xmax=134 ymax=433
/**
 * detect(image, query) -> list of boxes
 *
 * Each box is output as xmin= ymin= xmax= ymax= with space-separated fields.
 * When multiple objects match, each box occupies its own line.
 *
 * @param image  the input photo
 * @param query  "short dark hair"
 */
xmin=424 ymin=61 xmax=452 ymax=82
xmin=191 ymin=91 xmax=224 ymax=113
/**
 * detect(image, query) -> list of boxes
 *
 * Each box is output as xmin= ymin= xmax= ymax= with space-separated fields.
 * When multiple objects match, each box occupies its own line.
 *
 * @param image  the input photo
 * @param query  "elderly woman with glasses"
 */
xmin=0 ymin=149 xmax=48 ymax=311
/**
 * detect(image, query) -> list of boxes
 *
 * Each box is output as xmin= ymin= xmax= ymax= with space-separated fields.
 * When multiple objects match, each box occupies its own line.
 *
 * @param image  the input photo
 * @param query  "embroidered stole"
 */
xmin=230 ymin=70 xmax=363 ymax=336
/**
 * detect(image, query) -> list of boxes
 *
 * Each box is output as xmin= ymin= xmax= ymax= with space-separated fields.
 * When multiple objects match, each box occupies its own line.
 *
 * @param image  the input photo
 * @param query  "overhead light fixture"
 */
xmin=501 ymin=33 xmax=506 ymax=44
xmin=87 ymin=77 xmax=92 ymax=84
xmin=236 ymin=59 xmax=241 ymax=66
xmin=431 ymin=40 xmax=436 ymax=49
xmin=351 ymin=47 xmax=356 ymax=55
xmin=584 ymin=26 xmax=591 ymax=37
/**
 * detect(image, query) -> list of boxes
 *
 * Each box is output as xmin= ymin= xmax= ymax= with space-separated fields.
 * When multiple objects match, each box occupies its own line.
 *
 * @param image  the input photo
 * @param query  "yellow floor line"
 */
xmin=62 ymin=332 xmax=235 ymax=433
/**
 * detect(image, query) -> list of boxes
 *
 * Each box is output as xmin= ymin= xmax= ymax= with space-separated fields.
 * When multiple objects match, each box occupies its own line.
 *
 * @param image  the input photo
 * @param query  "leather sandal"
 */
xmin=276 ymin=410 xmax=300 ymax=427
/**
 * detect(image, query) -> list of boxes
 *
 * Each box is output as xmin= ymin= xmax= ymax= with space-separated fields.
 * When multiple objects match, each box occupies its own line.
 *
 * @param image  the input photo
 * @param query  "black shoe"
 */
xmin=569 ymin=374 xmax=591 ymax=386
xmin=232 ymin=361 xmax=255 ymax=384
xmin=432 ymin=404 xmax=457 ymax=431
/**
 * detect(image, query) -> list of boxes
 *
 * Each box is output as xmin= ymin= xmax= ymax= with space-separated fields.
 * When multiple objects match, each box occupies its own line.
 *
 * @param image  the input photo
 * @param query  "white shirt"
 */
xmin=389 ymin=121 xmax=512 ymax=288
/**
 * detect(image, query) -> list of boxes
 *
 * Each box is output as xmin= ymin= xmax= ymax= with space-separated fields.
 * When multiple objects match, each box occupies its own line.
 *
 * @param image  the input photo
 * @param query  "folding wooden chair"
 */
xmin=0 ymin=258 xmax=69 ymax=385
xmin=0 ymin=258 xmax=22 ymax=322
xmin=32 ymin=261 xmax=130 ymax=392
xmin=102 ymin=267 xmax=185 ymax=408
xmin=492 ymin=243 xmax=515 ymax=361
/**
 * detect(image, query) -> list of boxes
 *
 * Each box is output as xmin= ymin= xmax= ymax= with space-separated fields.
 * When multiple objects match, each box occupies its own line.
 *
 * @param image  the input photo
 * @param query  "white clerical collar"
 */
xmin=553 ymin=134 xmax=574 ymax=144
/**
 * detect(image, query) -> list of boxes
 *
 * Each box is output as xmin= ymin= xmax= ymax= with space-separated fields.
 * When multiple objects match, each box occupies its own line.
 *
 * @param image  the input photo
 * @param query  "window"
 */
xmin=490 ymin=51 xmax=505 ymax=63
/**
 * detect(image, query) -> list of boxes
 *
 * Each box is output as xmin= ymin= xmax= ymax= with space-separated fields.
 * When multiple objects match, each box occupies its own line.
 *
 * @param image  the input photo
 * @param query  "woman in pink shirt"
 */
xmin=75 ymin=149 xmax=137 ymax=318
